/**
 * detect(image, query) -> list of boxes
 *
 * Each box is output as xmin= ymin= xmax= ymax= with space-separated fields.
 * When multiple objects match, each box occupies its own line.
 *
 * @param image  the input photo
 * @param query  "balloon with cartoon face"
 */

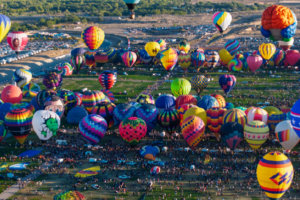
xmin=43 ymin=95 xmax=65 ymax=118
xmin=32 ymin=110 xmax=60 ymax=141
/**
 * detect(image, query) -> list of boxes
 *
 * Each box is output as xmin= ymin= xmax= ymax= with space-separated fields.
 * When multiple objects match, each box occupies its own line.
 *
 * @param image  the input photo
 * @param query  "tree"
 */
xmin=39 ymin=18 xmax=46 ymax=25
xmin=98 ymin=16 xmax=103 ymax=22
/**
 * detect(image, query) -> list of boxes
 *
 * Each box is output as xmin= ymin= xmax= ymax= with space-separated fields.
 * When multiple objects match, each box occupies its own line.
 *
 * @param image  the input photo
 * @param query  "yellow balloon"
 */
xmin=145 ymin=42 xmax=160 ymax=57
xmin=263 ymin=106 xmax=281 ymax=116
xmin=219 ymin=49 xmax=233 ymax=65
xmin=257 ymin=151 xmax=293 ymax=200
xmin=183 ymin=107 xmax=207 ymax=125
xmin=259 ymin=43 xmax=276 ymax=60
xmin=244 ymin=120 xmax=269 ymax=149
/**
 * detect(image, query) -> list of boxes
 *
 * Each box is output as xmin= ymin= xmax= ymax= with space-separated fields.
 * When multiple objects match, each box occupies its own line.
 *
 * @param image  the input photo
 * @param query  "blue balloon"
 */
xmin=291 ymin=99 xmax=300 ymax=137
xmin=225 ymin=102 xmax=234 ymax=110
xmin=139 ymin=49 xmax=152 ymax=63
xmin=139 ymin=145 xmax=160 ymax=160
xmin=71 ymin=48 xmax=86 ymax=56
xmin=30 ymin=97 xmax=41 ymax=111
xmin=0 ymin=103 xmax=12 ymax=121
xmin=135 ymin=104 xmax=159 ymax=134
xmin=197 ymin=95 xmax=219 ymax=111
xmin=113 ymin=103 xmax=136 ymax=126
xmin=155 ymin=94 xmax=176 ymax=111
xmin=219 ymin=74 xmax=236 ymax=95
xmin=67 ymin=106 xmax=88 ymax=125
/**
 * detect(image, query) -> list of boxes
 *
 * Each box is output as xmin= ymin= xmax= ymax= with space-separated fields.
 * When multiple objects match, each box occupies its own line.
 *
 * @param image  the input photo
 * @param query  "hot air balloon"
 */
xmin=13 ymin=69 xmax=32 ymax=89
xmin=178 ymin=41 xmax=190 ymax=53
xmin=139 ymin=49 xmax=152 ymax=63
xmin=119 ymin=117 xmax=147 ymax=146
xmin=190 ymin=76 xmax=207 ymax=96
xmin=279 ymin=38 xmax=294 ymax=51
xmin=32 ymin=110 xmax=60 ymax=141
xmin=197 ymin=95 xmax=219 ymax=111
xmin=257 ymin=152 xmax=293 ymax=200
xmin=220 ymin=122 xmax=243 ymax=150
xmin=155 ymin=39 xmax=166 ymax=51
xmin=171 ymin=78 xmax=191 ymax=98
xmin=157 ymin=108 xmax=180 ymax=136
xmin=191 ymin=52 xmax=205 ymax=70
xmin=1 ymin=85 xmax=22 ymax=104
xmin=205 ymin=50 xmax=219 ymax=68
xmin=150 ymin=166 xmax=161 ymax=175
xmin=43 ymin=95 xmax=64 ymax=119
xmin=219 ymin=49 xmax=233 ymax=66
xmin=91 ymin=102 xmax=116 ymax=129
xmin=57 ymin=89 xmax=77 ymax=113
xmin=74 ymin=92 xmax=83 ymax=107
xmin=206 ymin=107 xmax=227 ymax=138
xmin=244 ymin=121 xmax=269 ymax=149
xmin=183 ymin=107 xmax=207 ymax=125
xmin=224 ymin=39 xmax=240 ymax=55
xmin=98 ymin=71 xmax=117 ymax=90
xmin=0 ymin=14 xmax=11 ymax=43
xmin=145 ymin=42 xmax=160 ymax=58
xmin=210 ymin=94 xmax=226 ymax=108
xmin=290 ymin=99 xmax=300 ymax=138
xmin=285 ymin=50 xmax=300 ymax=66
xmin=228 ymin=58 xmax=243 ymax=72
xmin=122 ymin=51 xmax=137 ymax=67
xmin=84 ymin=51 xmax=96 ymax=68
xmin=57 ymin=62 xmax=73 ymax=76
xmin=268 ymin=113 xmax=286 ymax=135
xmin=123 ymin=0 xmax=140 ymax=19
xmin=245 ymin=107 xmax=269 ymax=124
xmin=22 ymin=83 xmax=40 ymax=98
xmin=181 ymin=116 xmax=205 ymax=149
xmin=136 ymin=93 xmax=155 ymax=104
xmin=261 ymin=5 xmax=297 ymax=41
xmin=219 ymin=74 xmax=236 ymax=96
xmin=113 ymin=103 xmax=136 ymax=126
xmin=275 ymin=120 xmax=299 ymax=151
xmin=135 ymin=104 xmax=159 ymax=134
xmin=140 ymin=145 xmax=160 ymax=161
xmin=95 ymin=51 xmax=108 ymax=66
xmin=7 ymin=31 xmax=28 ymax=56
xmin=81 ymin=26 xmax=105 ymax=51
xmin=175 ymin=95 xmax=197 ymax=109
xmin=35 ymin=89 xmax=57 ymax=109
xmin=70 ymin=49 xmax=86 ymax=73
xmin=212 ymin=12 xmax=232 ymax=34
xmin=155 ymin=94 xmax=176 ymax=112
xmin=259 ymin=43 xmax=276 ymax=60
xmin=235 ymin=106 xmax=247 ymax=112
xmin=103 ymin=47 xmax=118 ymax=63
xmin=100 ymin=89 xmax=115 ymax=103
xmin=11 ymin=102 xmax=35 ymax=114
xmin=4 ymin=108 xmax=33 ymax=144
xmin=82 ymin=90 xmax=107 ymax=113
xmin=246 ymin=55 xmax=263 ymax=72
xmin=178 ymin=52 xmax=191 ymax=71
xmin=273 ymin=50 xmax=285 ymax=66
xmin=223 ymin=108 xmax=247 ymax=127
xmin=0 ymin=120 xmax=7 ymax=143
xmin=79 ymin=114 xmax=107 ymax=145
xmin=160 ymin=48 xmax=178 ymax=71
xmin=43 ymin=72 xmax=63 ymax=91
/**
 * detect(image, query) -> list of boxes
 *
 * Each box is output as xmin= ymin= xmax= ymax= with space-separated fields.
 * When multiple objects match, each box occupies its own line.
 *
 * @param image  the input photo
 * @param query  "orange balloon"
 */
xmin=1 ymin=85 xmax=22 ymax=104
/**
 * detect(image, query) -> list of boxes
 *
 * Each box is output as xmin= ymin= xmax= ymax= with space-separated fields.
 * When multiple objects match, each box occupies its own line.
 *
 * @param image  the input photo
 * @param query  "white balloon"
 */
xmin=32 ymin=110 xmax=61 ymax=140
xmin=275 ymin=120 xmax=300 ymax=151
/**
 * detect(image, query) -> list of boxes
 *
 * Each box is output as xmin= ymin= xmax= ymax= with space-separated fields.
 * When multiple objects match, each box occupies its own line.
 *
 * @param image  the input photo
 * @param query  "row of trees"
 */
xmin=2 ymin=0 xmax=270 ymax=17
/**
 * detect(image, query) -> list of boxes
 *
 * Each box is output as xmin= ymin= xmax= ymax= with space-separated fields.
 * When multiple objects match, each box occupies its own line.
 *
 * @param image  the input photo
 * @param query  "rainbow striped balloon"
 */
xmin=82 ymin=90 xmax=106 ymax=113
xmin=79 ymin=114 xmax=107 ymax=145
xmin=100 ymin=89 xmax=115 ymax=103
xmin=155 ymin=39 xmax=166 ymax=51
xmin=228 ymin=58 xmax=243 ymax=72
xmin=57 ymin=62 xmax=73 ymax=76
xmin=273 ymin=50 xmax=285 ymax=66
xmin=81 ymin=26 xmax=105 ymax=51
xmin=225 ymin=39 xmax=240 ymax=55
xmin=178 ymin=52 xmax=191 ymax=71
xmin=206 ymin=107 xmax=227 ymax=138
xmin=84 ymin=51 xmax=96 ymax=68
xmin=22 ymin=83 xmax=40 ymax=98
xmin=11 ymin=102 xmax=35 ymax=114
xmin=91 ymin=102 xmax=116 ymax=129
xmin=160 ymin=48 xmax=178 ymax=71
xmin=74 ymin=92 xmax=83 ymax=106
xmin=4 ymin=108 xmax=33 ymax=144
xmin=122 ymin=51 xmax=137 ymax=67
xmin=181 ymin=116 xmax=205 ymax=149
xmin=222 ymin=108 xmax=247 ymax=127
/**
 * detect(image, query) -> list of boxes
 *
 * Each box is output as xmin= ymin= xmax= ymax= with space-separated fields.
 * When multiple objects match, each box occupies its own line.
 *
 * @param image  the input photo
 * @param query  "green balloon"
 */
xmin=235 ymin=106 xmax=247 ymax=111
xmin=171 ymin=78 xmax=191 ymax=97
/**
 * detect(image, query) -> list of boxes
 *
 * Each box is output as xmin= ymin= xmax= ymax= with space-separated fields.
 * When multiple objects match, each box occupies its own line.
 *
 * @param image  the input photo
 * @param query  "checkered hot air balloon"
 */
xmin=119 ymin=117 xmax=147 ymax=146
xmin=190 ymin=75 xmax=208 ymax=95
xmin=150 ymin=166 xmax=161 ymax=175
xmin=91 ymin=102 xmax=116 ymax=129
xmin=79 ymin=114 xmax=107 ymax=145
xmin=219 ymin=74 xmax=236 ymax=95
xmin=181 ymin=116 xmax=205 ymax=149
xmin=113 ymin=103 xmax=136 ymax=126
xmin=98 ymin=71 xmax=117 ymax=90
xmin=135 ymin=104 xmax=159 ymax=134
xmin=81 ymin=26 xmax=105 ymax=51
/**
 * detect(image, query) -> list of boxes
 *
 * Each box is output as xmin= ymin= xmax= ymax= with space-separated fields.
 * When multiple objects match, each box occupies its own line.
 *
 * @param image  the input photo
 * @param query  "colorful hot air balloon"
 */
xmin=32 ymin=110 xmax=60 ymax=141
xmin=95 ymin=51 xmax=108 ymax=66
xmin=140 ymin=145 xmax=160 ymax=161
xmin=150 ymin=166 xmax=161 ymax=175
xmin=197 ymin=95 xmax=219 ymax=111
xmin=4 ymin=108 xmax=33 ymax=144
xmin=183 ymin=107 xmax=207 ymax=125
xmin=275 ymin=120 xmax=299 ymax=151
xmin=219 ymin=74 xmax=236 ymax=96
xmin=84 ymin=51 xmax=96 ymax=68
xmin=245 ymin=107 xmax=269 ymax=124
xmin=43 ymin=72 xmax=63 ymax=91
xmin=35 ymin=89 xmax=56 ymax=109
xmin=244 ymin=121 xmax=269 ymax=149
xmin=290 ymin=99 xmax=300 ymax=138
xmin=0 ymin=120 xmax=7 ymax=143
xmin=259 ymin=43 xmax=276 ymax=60
xmin=175 ymin=95 xmax=197 ymax=109
xmin=191 ymin=52 xmax=205 ymax=70
xmin=136 ymin=93 xmax=155 ymax=104
xmin=219 ymin=49 xmax=233 ymax=66
xmin=220 ymin=122 xmax=243 ymax=150
xmin=285 ymin=50 xmax=300 ymax=66
xmin=22 ymin=83 xmax=40 ymax=98
xmin=160 ymin=48 xmax=178 ymax=71
xmin=181 ymin=116 xmax=205 ymax=149
xmin=113 ymin=103 xmax=136 ymax=126
xmin=228 ymin=58 xmax=243 ymax=72
xmin=178 ymin=52 xmax=191 ymax=71
xmin=223 ymin=108 xmax=247 ymax=127
xmin=212 ymin=12 xmax=232 ymax=33
xmin=0 ymin=14 xmax=11 ymax=43
xmin=100 ymin=89 xmax=115 ymax=103
xmin=224 ymin=39 xmax=240 ymax=55
xmin=155 ymin=94 xmax=176 ymax=112
xmin=119 ymin=117 xmax=147 ymax=145
xmin=190 ymin=75 xmax=208 ymax=95
xmin=177 ymin=104 xmax=196 ymax=126
xmin=70 ymin=54 xmax=86 ymax=73
xmin=205 ymin=50 xmax=219 ymax=68
xmin=103 ymin=47 xmax=118 ymax=63
xmin=178 ymin=41 xmax=190 ymax=53
xmin=268 ymin=113 xmax=286 ymax=135
xmin=139 ymin=49 xmax=152 ymax=63
xmin=11 ymin=102 xmax=35 ymax=114
xmin=57 ymin=62 xmax=73 ymax=76
xmin=122 ymin=51 xmax=137 ymax=67
xmin=91 ymin=102 xmax=116 ymax=129
xmin=81 ymin=26 xmax=105 ymax=51
xmin=74 ymin=92 xmax=83 ymax=107
xmin=98 ymin=71 xmax=117 ymax=90
xmin=82 ymin=90 xmax=106 ymax=113
xmin=273 ymin=50 xmax=285 ymax=66
xmin=246 ymin=55 xmax=263 ymax=72
xmin=79 ymin=114 xmax=107 ymax=145
xmin=43 ymin=95 xmax=64 ymax=119
xmin=210 ymin=94 xmax=226 ymax=108
xmin=155 ymin=39 xmax=166 ymax=51
xmin=158 ymin=108 xmax=180 ymax=135
xmin=57 ymin=89 xmax=76 ymax=113
xmin=171 ymin=78 xmax=191 ymax=98
xmin=135 ymin=104 xmax=159 ymax=134
xmin=145 ymin=42 xmax=160 ymax=57
xmin=257 ymin=152 xmax=293 ymax=200
xmin=261 ymin=5 xmax=297 ymax=41
xmin=206 ymin=107 xmax=227 ymax=138
xmin=123 ymin=0 xmax=140 ymax=19
xmin=7 ymin=31 xmax=28 ymax=55
xmin=13 ymin=69 xmax=32 ymax=89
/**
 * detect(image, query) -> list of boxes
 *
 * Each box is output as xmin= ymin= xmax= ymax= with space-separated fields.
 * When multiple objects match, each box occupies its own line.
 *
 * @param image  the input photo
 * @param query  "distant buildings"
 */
xmin=31 ymin=32 xmax=71 ymax=38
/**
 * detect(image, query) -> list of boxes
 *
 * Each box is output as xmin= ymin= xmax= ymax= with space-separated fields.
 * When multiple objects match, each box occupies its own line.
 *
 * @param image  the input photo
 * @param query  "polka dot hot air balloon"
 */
xmin=219 ymin=74 xmax=236 ymax=96
xmin=181 ymin=116 xmax=205 ymax=149
xmin=245 ymin=107 xmax=268 ymax=124
xmin=91 ymin=102 xmax=116 ymax=129
xmin=257 ymin=152 xmax=293 ymax=200
xmin=98 ymin=71 xmax=117 ymax=90
xmin=22 ymin=83 xmax=40 ymax=98
xmin=212 ymin=11 xmax=232 ymax=34
xmin=160 ymin=48 xmax=178 ymax=71
xmin=79 ymin=114 xmax=107 ymax=145
xmin=206 ymin=107 xmax=227 ymax=138
xmin=43 ymin=72 xmax=63 ymax=91
xmin=158 ymin=108 xmax=180 ymax=136
xmin=177 ymin=104 xmax=196 ymax=126
xmin=13 ymin=69 xmax=32 ymax=89
xmin=81 ymin=26 xmax=105 ymax=51
xmin=178 ymin=41 xmax=190 ymax=53
xmin=155 ymin=39 xmax=166 ymax=51
xmin=57 ymin=62 xmax=73 ymax=76
xmin=119 ymin=117 xmax=147 ymax=146
xmin=220 ymin=122 xmax=244 ymax=150
xmin=190 ymin=75 xmax=208 ymax=95
xmin=0 ymin=15 xmax=11 ymax=43
xmin=113 ymin=103 xmax=136 ymax=126
xmin=224 ymin=39 xmax=240 ymax=55
xmin=4 ymin=108 xmax=33 ymax=145
xmin=244 ymin=121 xmax=269 ymax=149
xmin=222 ymin=108 xmax=247 ymax=127
xmin=122 ymin=51 xmax=137 ymax=67
xmin=136 ymin=93 xmax=155 ymax=104
xmin=175 ymin=95 xmax=197 ymax=109
xmin=191 ymin=52 xmax=205 ymax=70
xmin=135 ymin=104 xmax=159 ymax=134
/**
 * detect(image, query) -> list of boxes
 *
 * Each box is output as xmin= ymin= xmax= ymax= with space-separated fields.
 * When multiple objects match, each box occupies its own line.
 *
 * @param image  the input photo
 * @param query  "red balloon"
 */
xmin=285 ymin=50 xmax=300 ymax=66
xmin=246 ymin=55 xmax=263 ymax=72
xmin=1 ymin=85 xmax=22 ymax=103
xmin=7 ymin=31 xmax=28 ymax=52
xmin=175 ymin=95 xmax=197 ymax=109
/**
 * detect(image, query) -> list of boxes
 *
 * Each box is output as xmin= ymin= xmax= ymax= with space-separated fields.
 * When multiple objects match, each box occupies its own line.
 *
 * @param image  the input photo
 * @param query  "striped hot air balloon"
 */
xmin=81 ymin=26 xmax=105 ymax=51
xmin=178 ymin=52 xmax=191 ymax=71
xmin=244 ymin=121 xmax=269 ymax=149
xmin=206 ymin=107 xmax=227 ymax=138
xmin=122 ymin=51 xmax=137 ymax=67
xmin=259 ymin=43 xmax=276 ymax=60
xmin=222 ymin=108 xmax=247 ymax=127
xmin=181 ymin=116 xmax=205 ymax=149
xmin=212 ymin=12 xmax=232 ymax=33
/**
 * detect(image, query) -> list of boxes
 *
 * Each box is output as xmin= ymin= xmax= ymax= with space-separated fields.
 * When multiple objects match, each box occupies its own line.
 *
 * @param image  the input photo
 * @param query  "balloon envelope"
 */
xmin=181 ymin=116 xmax=205 ymax=149
xmin=7 ymin=31 xmax=28 ymax=52
xmin=119 ymin=117 xmax=147 ymax=145
xmin=212 ymin=11 xmax=232 ymax=33
xmin=81 ymin=26 xmax=105 ymax=51
xmin=220 ymin=122 xmax=243 ymax=150
xmin=171 ymin=78 xmax=191 ymax=98
xmin=275 ymin=120 xmax=299 ymax=150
